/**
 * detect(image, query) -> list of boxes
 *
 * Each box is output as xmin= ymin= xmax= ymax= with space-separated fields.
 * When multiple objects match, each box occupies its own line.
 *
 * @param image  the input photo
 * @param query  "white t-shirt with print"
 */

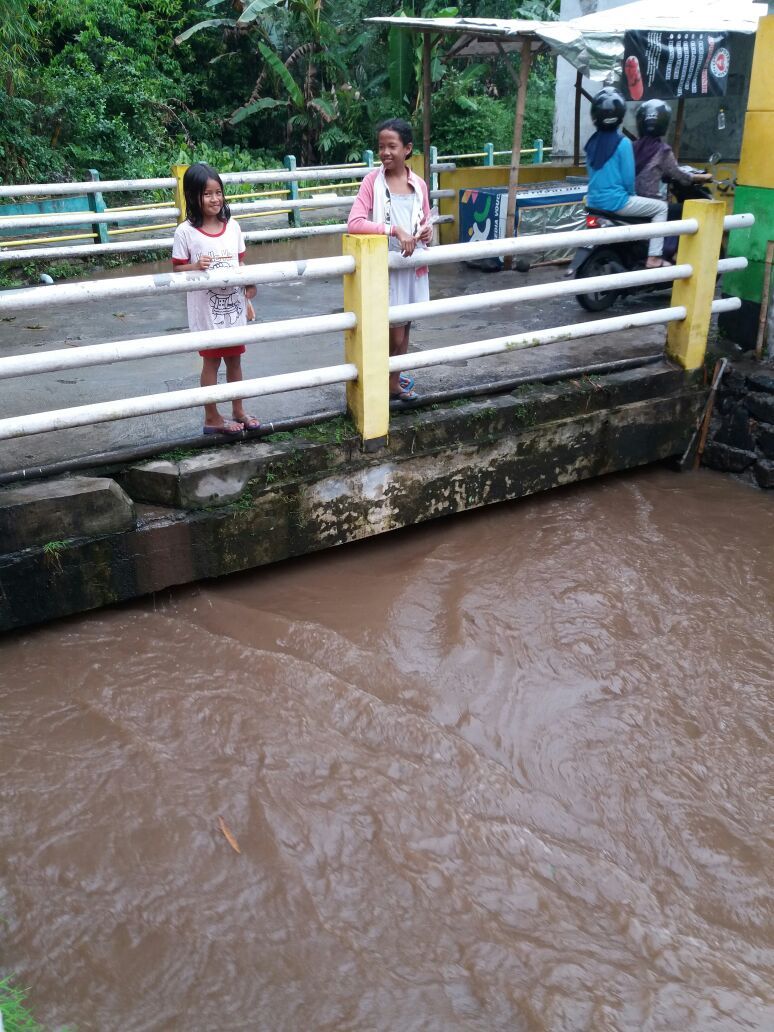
xmin=172 ymin=218 xmax=248 ymax=332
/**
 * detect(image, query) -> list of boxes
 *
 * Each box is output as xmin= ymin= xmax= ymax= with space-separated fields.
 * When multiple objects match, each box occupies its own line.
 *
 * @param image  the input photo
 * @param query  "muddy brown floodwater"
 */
xmin=1 ymin=468 xmax=773 ymax=1031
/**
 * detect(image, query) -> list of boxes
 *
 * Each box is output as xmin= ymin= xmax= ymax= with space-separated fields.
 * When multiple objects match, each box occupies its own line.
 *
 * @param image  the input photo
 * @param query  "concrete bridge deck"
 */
xmin=0 ymin=239 xmax=719 ymax=630
xmin=0 ymin=238 xmax=669 ymax=477
xmin=0 ymin=356 xmax=705 ymax=631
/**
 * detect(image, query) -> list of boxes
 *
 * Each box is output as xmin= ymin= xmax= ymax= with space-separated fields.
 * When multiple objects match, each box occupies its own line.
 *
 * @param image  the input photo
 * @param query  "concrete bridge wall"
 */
xmin=0 ymin=363 xmax=704 ymax=632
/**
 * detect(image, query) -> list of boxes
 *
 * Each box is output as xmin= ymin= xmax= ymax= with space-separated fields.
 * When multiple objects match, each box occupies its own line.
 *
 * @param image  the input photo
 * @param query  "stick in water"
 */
xmin=693 ymin=358 xmax=728 ymax=469
xmin=218 ymin=816 xmax=241 ymax=854
xmin=679 ymin=357 xmax=727 ymax=470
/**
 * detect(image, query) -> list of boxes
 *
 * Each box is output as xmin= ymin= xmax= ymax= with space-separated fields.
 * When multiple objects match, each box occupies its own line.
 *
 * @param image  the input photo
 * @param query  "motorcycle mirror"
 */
xmin=708 ymin=152 xmax=722 ymax=166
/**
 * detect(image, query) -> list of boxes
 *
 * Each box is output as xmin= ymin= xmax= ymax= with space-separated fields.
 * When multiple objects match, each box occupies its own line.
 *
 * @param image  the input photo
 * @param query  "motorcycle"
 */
xmin=569 ymin=163 xmax=722 ymax=312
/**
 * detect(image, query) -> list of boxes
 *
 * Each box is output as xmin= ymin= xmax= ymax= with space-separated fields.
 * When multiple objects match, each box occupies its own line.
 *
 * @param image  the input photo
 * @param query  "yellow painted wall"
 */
xmin=738 ymin=112 xmax=774 ymax=189
xmin=747 ymin=15 xmax=774 ymax=112
xmin=738 ymin=14 xmax=774 ymax=188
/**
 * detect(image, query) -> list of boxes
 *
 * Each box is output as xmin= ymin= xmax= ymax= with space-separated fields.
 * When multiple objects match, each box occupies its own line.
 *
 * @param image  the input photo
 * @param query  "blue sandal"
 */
xmin=203 ymin=419 xmax=242 ymax=436
xmin=390 ymin=388 xmax=421 ymax=404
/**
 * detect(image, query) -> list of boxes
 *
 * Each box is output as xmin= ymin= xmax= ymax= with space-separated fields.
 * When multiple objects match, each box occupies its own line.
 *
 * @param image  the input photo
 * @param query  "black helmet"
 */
xmin=636 ymin=99 xmax=671 ymax=138
xmin=590 ymin=87 xmax=626 ymax=130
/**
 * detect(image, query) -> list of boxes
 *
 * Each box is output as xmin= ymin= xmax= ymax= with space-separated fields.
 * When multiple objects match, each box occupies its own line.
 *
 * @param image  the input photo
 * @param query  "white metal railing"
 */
xmin=0 ymin=255 xmax=356 ymax=312
xmin=0 ymin=216 xmax=751 ymax=316
xmin=436 ymin=140 xmax=552 ymax=165
xmin=0 ymin=313 xmax=357 ymax=380
xmin=388 ymin=257 xmax=747 ymax=325
xmin=389 ymin=298 xmax=741 ymax=377
xmin=0 ymin=365 xmax=360 ymax=439
xmin=0 ymin=212 xmax=751 ymax=443
xmin=0 ymin=259 xmax=747 ymax=382
xmin=0 ymin=159 xmax=457 ymax=260
xmin=0 ymin=215 xmax=457 ymax=264
xmin=0 ymin=177 xmax=176 ymax=198
xmin=389 ymin=214 xmax=754 ymax=270
xmin=0 ymin=190 xmax=455 ymax=235
xmin=0 ymin=207 xmax=181 ymax=231
xmin=0 ymin=163 xmax=455 ymax=201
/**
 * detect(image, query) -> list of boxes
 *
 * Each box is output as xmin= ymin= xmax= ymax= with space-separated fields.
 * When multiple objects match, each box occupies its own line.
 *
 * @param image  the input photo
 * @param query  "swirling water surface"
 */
xmin=1 ymin=468 xmax=772 ymax=1031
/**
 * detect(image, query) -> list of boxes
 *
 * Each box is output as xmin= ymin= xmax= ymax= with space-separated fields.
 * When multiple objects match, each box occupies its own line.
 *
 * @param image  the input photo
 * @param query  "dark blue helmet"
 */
xmin=636 ymin=99 xmax=672 ymax=138
xmin=591 ymin=87 xmax=626 ymax=130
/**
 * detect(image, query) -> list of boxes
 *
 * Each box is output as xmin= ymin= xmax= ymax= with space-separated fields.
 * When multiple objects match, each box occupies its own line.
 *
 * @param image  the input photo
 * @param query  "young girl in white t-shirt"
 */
xmin=172 ymin=162 xmax=259 ymax=435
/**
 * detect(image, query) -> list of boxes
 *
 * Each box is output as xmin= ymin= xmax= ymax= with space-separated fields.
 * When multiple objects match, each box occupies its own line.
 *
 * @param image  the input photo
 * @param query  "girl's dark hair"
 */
xmin=376 ymin=117 xmax=413 ymax=147
xmin=183 ymin=162 xmax=230 ymax=227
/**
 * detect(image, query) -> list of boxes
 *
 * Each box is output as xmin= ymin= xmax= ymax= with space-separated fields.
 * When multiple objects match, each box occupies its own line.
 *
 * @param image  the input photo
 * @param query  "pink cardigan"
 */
xmin=347 ymin=167 xmax=431 ymax=236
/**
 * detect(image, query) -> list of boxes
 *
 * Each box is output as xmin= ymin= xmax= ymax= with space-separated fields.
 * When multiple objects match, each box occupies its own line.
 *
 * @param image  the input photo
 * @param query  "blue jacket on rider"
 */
xmin=586 ymin=135 xmax=635 ymax=212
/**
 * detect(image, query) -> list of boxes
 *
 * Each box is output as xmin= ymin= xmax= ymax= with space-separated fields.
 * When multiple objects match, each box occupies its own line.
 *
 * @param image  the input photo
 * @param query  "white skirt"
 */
xmin=389 ymin=267 xmax=430 ymax=322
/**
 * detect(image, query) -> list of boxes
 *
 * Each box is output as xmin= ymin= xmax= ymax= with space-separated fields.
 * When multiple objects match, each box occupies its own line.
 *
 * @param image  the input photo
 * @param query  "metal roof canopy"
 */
xmin=369 ymin=5 xmax=766 ymax=267
xmin=371 ymin=3 xmax=765 ymax=77
xmin=538 ymin=0 xmax=766 ymax=81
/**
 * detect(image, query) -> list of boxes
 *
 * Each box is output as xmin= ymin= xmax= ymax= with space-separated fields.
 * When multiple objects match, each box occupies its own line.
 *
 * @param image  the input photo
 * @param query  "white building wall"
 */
xmin=552 ymin=0 xmax=630 ymax=160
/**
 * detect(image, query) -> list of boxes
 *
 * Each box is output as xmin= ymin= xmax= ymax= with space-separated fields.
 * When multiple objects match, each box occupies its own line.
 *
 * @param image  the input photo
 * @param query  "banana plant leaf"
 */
xmin=257 ymin=41 xmax=304 ymax=109
xmin=174 ymin=18 xmax=234 ymax=45
xmin=239 ymin=0 xmax=285 ymax=25
xmin=230 ymin=97 xmax=289 ymax=126
xmin=389 ymin=16 xmax=415 ymax=105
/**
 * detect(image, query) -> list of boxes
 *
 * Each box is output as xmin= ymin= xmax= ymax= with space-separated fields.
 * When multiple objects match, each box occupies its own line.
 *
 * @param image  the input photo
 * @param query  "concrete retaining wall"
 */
xmin=0 ymin=363 xmax=704 ymax=632
xmin=702 ymin=359 xmax=774 ymax=487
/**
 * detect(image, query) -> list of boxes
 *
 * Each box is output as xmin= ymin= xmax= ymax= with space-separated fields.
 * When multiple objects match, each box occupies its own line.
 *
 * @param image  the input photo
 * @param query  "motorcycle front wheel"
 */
xmin=575 ymin=249 xmax=624 ymax=312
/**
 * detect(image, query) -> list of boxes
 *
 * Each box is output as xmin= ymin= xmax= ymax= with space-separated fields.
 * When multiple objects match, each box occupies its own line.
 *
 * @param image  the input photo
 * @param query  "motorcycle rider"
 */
xmin=585 ymin=87 xmax=670 ymax=269
xmin=634 ymin=99 xmax=713 ymax=204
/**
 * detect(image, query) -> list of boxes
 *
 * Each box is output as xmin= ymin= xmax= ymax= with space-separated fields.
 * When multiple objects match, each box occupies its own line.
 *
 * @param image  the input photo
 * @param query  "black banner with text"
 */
xmin=622 ymin=31 xmax=731 ymax=101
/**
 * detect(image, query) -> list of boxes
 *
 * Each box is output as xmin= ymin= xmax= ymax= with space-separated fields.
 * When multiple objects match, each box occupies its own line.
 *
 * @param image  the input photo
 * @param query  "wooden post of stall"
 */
xmin=672 ymin=97 xmax=686 ymax=160
xmin=503 ymin=39 xmax=532 ymax=271
xmin=422 ymin=31 xmax=432 ymax=194
xmin=573 ymin=70 xmax=582 ymax=166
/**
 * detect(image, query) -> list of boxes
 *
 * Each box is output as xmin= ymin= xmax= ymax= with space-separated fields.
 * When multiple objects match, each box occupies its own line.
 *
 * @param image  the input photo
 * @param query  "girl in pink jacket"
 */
xmin=348 ymin=118 xmax=432 ymax=403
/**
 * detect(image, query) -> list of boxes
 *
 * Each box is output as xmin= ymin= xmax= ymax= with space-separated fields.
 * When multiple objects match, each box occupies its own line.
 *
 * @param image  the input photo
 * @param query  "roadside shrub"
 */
xmin=431 ymin=66 xmax=554 ymax=159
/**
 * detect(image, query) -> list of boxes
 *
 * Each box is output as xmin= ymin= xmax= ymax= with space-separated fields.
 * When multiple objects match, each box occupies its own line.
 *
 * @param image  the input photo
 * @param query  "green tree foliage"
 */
xmin=0 ymin=0 xmax=204 ymax=182
xmin=0 ymin=0 xmax=558 ymax=183
xmin=176 ymin=0 xmax=396 ymax=164
xmin=431 ymin=67 xmax=555 ymax=157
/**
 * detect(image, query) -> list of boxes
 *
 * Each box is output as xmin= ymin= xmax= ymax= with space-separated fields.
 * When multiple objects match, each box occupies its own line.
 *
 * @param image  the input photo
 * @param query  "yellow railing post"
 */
xmin=667 ymin=198 xmax=726 ymax=369
xmin=171 ymin=164 xmax=189 ymax=225
xmin=342 ymin=234 xmax=390 ymax=450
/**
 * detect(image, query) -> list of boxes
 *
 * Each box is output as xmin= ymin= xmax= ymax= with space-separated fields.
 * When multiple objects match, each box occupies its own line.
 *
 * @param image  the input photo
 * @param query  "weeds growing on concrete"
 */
xmin=265 ymin=415 xmax=354 ymax=446
xmin=42 ymin=539 xmax=69 ymax=572
xmin=156 ymin=447 xmax=200 ymax=462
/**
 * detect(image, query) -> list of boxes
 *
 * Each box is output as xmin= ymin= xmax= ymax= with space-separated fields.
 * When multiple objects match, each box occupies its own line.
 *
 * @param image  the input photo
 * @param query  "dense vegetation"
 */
xmin=0 ymin=0 xmax=558 ymax=184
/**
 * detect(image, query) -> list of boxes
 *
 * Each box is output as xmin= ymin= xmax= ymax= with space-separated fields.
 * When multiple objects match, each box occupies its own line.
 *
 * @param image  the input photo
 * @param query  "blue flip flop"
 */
xmin=235 ymin=415 xmax=261 ymax=430
xmin=203 ymin=420 xmax=243 ymax=436
xmin=399 ymin=373 xmax=415 ymax=391
xmin=390 ymin=388 xmax=421 ymax=404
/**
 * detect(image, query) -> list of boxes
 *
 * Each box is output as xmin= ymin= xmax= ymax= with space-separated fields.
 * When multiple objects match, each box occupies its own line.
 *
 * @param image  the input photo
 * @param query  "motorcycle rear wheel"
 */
xmin=576 ymin=249 xmax=624 ymax=312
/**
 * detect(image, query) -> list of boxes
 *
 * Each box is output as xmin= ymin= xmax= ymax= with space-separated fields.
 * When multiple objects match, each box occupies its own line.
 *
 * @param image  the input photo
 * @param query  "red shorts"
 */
xmin=198 ymin=344 xmax=246 ymax=359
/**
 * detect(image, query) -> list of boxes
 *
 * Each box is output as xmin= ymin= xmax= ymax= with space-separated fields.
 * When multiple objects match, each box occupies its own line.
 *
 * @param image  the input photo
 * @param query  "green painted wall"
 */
xmin=724 ymin=184 xmax=774 ymax=303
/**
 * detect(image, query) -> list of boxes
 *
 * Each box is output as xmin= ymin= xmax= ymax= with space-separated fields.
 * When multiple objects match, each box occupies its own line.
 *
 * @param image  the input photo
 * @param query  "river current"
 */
xmin=1 ymin=467 xmax=772 ymax=1031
